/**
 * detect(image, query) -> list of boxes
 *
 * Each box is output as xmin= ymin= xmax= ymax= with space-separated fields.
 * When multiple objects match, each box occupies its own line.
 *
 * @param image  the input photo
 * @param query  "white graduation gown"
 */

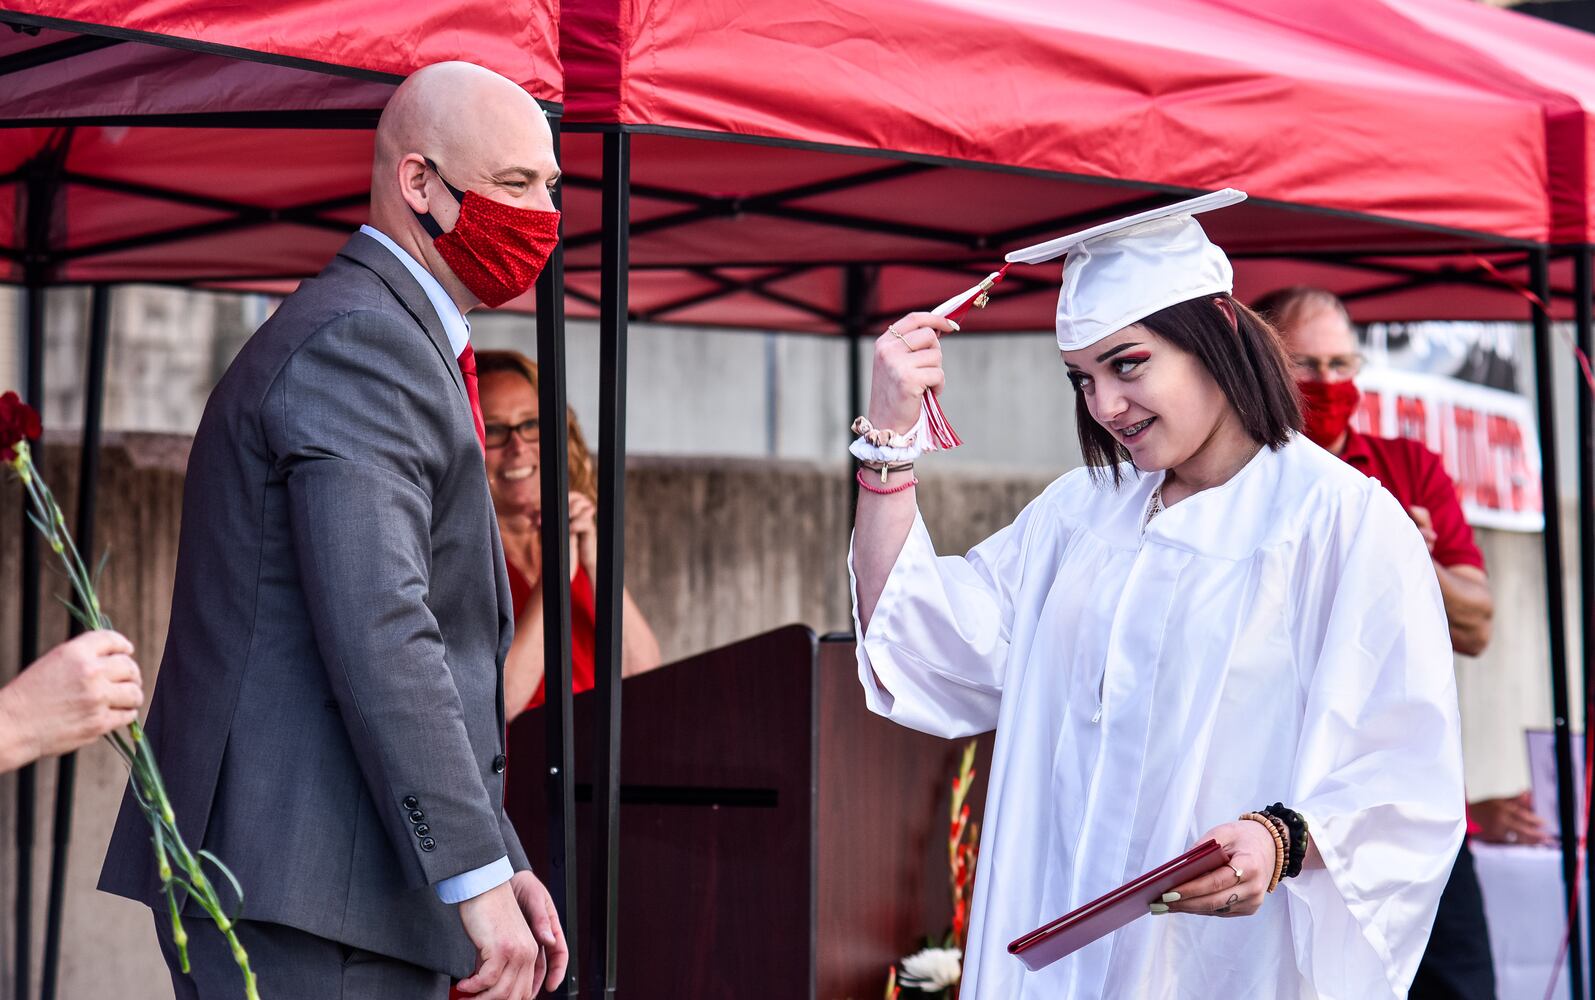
xmin=850 ymin=436 xmax=1464 ymax=1000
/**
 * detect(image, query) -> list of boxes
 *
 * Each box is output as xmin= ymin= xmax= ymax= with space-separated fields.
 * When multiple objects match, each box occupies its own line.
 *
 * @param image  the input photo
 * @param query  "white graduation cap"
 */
xmin=1005 ymin=188 xmax=1247 ymax=351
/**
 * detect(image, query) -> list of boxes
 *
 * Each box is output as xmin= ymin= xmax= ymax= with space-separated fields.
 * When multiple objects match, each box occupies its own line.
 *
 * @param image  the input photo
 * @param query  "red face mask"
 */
xmin=1296 ymin=378 xmax=1361 ymax=448
xmin=417 ymin=159 xmax=560 ymax=308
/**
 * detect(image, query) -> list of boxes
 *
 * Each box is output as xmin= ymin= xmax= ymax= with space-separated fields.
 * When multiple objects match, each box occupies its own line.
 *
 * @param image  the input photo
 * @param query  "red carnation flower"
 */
xmin=0 ymin=390 xmax=42 ymax=463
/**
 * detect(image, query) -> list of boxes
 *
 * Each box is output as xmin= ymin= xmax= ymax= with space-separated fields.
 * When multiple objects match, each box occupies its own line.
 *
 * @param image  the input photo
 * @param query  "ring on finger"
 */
xmin=892 ymin=330 xmax=915 ymax=352
xmin=1228 ymin=864 xmax=1244 ymax=884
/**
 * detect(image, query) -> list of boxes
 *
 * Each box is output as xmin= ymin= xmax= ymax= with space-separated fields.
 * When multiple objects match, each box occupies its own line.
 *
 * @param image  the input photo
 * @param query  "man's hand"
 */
xmin=511 ymin=870 xmax=568 ymax=992
xmin=0 ymin=630 xmax=142 ymax=772
xmin=456 ymin=881 xmax=542 ymax=999
xmin=1471 ymin=792 xmax=1552 ymax=846
xmin=1407 ymin=505 xmax=1438 ymax=553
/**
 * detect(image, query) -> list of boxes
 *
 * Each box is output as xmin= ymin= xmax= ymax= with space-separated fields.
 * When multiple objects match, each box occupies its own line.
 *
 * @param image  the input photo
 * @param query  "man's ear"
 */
xmin=396 ymin=154 xmax=431 ymax=216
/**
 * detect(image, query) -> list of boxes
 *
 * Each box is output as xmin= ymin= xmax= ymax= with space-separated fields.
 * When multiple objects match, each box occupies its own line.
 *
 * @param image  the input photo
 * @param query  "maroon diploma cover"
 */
xmin=1007 ymin=839 xmax=1228 ymax=972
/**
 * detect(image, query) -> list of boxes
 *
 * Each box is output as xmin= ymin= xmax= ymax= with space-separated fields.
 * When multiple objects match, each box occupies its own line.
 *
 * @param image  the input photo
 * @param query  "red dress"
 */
xmin=506 ymin=559 xmax=598 ymax=709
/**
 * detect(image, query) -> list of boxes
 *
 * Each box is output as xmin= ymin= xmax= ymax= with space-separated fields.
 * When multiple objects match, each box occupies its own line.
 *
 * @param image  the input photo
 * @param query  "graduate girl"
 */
xmin=849 ymin=191 xmax=1464 ymax=999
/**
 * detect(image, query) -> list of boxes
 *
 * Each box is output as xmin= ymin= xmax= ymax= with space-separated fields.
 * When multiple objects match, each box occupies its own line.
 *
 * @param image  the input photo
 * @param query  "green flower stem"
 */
xmin=8 ymin=444 xmax=259 ymax=999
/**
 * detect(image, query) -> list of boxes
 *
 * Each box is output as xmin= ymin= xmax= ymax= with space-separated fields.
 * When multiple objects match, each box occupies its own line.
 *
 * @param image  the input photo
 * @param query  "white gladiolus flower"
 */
xmin=898 ymin=947 xmax=963 ymax=991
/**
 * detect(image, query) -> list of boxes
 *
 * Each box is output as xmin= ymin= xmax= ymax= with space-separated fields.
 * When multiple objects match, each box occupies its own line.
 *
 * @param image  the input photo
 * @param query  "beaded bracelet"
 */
xmin=1239 ymin=812 xmax=1286 ymax=893
xmin=856 ymin=467 xmax=918 ymax=495
xmin=1262 ymin=813 xmax=1292 ymax=868
xmin=1263 ymin=803 xmax=1310 ymax=879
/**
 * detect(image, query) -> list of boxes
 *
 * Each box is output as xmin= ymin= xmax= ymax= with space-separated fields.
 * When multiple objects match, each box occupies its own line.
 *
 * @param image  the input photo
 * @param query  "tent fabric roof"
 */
xmin=0 ymin=3 xmax=562 ymax=103
xmin=540 ymin=130 xmax=1569 ymax=328
xmin=0 ymin=3 xmax=562 ymax=286
xmin=562 ymin=0 xmax=1550 ymax=244
xmin=1 ymin=0 xmax=1589 ymax=327
xmin=1381 ymin=0 xmax=1595 ymax=245
xmin=547 ymin=0 xmax=1595 ymax=326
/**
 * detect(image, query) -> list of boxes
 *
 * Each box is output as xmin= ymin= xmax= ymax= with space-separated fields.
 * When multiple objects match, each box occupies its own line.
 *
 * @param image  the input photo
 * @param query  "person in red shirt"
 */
xmin=476 ymin=350 xmax=662 ymax=720
xmin=1258 ymin=286 xmax=1532 ymax=1000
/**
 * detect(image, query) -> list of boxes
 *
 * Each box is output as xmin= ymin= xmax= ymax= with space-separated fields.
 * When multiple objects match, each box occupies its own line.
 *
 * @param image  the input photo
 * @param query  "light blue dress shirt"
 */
xmin=358 ymin=224 xmax=471 ymax=356
xmin=358 ymin=225 xmax=512 ymax=906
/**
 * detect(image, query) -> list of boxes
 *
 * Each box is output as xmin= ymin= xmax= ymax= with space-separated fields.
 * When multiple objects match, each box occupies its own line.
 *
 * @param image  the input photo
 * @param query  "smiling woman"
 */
xmin=474 ymin=350 xmax=662 ymax=721
xmin=847 ymin=191 xmax=1465 ymax=999
xmin=1064 ymin=293 xmax=1299 ymax=495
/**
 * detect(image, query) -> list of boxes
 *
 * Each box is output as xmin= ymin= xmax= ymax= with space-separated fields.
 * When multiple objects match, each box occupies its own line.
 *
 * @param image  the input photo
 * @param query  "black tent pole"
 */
xmin=14 ymin=280 xmax=44 ymax=1000
xmin=14 ymin=142 xmax=63 ymax=1000
xmin=843 ymin=265 xmax=871 ymax=528
xmin=586 ymin=126 xmax=630 ymax=999
xmin=38 ymin=284 xmax=110 ymax=1000
xmin=1576 ymin=244 xmax=1595 ymax=963
xmin=1529 ymin=247 xmax=1584 ymax=1000
xmin=534 ymin=115 xmax=579 ymax=997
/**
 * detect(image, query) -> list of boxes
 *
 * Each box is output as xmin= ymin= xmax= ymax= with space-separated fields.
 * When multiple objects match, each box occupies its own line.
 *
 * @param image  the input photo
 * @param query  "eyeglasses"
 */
xmin=1290 ymin=353 xmax=1364 ymax=381
xmin=484 ymin=418 xmax=540 ymax=449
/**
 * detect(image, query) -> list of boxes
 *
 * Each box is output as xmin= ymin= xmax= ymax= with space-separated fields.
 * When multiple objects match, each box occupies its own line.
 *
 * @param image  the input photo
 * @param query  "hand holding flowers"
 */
xmin=2 ymin=390 xmax=260 ymax=999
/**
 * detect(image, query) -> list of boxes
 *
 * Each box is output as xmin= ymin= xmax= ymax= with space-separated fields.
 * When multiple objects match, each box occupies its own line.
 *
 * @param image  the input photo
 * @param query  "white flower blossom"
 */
xmin=898 ymin=946 xmax=962 ymax=991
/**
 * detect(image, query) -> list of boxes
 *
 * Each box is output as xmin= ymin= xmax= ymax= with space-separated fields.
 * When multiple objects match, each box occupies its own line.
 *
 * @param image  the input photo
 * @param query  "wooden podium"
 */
xmin=506 ymin=626 xmax=992 ymax=999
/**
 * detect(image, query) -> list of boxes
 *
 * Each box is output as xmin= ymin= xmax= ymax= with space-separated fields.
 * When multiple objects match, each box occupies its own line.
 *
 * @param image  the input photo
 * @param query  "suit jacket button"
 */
xmin=492 ymin=754 xmax=507 ymax=774
xmin=409 ymin=809 xmax=425 ymax=824
xmin=402 ymin=795 xmax=419 ymax=810
xmin=420 ymin=837 xmax=436 ymax=852
xmin=415 ymin=824 xmax=430 ymax=837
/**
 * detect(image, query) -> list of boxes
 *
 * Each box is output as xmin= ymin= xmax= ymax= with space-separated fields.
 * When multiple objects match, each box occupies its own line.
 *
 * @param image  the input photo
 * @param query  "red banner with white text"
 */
xmin=1351 ymin=366 xmax=1542 ymax=532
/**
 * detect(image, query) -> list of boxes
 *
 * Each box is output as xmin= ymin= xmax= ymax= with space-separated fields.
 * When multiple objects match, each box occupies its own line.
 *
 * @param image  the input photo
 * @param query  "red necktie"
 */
xmin=456 ymin=343 xmax=486 ymax=452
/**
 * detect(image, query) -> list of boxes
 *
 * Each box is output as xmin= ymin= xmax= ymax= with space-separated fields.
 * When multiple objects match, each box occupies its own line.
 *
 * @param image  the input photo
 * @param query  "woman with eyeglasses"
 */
xmin=475 ymin=350 xmax=662 ymax=720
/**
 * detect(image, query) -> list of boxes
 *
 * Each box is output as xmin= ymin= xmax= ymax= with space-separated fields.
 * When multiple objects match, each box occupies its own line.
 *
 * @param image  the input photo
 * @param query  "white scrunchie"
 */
xmin=849 ymin=409 xmax=935 ymax=464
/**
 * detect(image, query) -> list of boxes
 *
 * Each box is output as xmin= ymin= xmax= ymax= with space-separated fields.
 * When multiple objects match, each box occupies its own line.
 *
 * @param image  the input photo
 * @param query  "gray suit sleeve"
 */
xmin=501 ymin=810 xmax=531 ymax=873
xmin=264 ymin=308 xmax=507 ymax=890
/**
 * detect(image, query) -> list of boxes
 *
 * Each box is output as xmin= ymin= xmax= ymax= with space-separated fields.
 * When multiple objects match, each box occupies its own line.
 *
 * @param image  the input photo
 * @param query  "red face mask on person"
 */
xmin=1296 ymin=377 xmax=1361 ymax=447
xmin=415 ymin=158 xmax=560 ymax=308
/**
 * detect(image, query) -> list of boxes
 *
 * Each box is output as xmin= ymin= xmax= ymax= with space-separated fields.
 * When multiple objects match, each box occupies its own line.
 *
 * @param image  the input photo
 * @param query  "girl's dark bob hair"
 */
xmin=1075 ymin=293 xmax=1302 ymax=486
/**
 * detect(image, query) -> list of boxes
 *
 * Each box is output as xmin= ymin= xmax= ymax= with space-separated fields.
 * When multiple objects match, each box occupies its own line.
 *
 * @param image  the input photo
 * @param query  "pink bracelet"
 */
xmin=856 ymin=467 xmax=918 ymax=495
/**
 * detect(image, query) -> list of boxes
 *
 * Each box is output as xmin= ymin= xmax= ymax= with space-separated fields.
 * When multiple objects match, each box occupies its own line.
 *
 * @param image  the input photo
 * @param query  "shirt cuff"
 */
xmin=435 ymin=856 xmax=514 ymax=904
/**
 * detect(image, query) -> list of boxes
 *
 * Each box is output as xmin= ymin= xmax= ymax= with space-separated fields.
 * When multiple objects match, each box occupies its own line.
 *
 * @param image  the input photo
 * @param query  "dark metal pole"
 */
xmin=1575 ymin=244 xmax=1595 ymax=964
xmin=38 ymin=285 xmax=110 ymax=1000
xmin=534 ymin=115 xmax=579 ymax=997
xmin=586 ymin=127 xmax=630 ymax=998
xmin=843 ymin=265 xmax=872 ymax=528
xmin=14 ymin=281 xmax=43 ymax=1000
xmin=15 ymin=142 xmax=61 ymax=1000
xmin=1529 ymin=248 xmax=1584 ymax=1000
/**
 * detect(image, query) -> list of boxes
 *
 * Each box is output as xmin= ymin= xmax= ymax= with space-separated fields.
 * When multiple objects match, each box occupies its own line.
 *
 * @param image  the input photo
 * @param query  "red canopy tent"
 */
xmin=552 ymin=0 xmax=1560 ymax=333
xmin=3 ymin=1 xmax=1591 ymax=996
xmin=0 ymin=9 xmax=571 ymax=1000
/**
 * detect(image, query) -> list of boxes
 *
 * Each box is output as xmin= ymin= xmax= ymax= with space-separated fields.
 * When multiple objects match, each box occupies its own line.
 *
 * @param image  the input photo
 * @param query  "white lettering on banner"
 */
xmin=1351 ymin=367 xmax=1543 ymax=532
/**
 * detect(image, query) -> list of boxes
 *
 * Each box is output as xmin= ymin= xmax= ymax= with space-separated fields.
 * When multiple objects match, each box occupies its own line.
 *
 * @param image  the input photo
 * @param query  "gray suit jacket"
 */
xmin=99 ymin=232 xmax=526 ymax=978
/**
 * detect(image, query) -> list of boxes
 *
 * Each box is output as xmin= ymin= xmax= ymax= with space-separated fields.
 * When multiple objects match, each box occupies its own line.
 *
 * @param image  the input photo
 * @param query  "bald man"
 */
xmin=99 ymin=63 xmax=566 ymax=1000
